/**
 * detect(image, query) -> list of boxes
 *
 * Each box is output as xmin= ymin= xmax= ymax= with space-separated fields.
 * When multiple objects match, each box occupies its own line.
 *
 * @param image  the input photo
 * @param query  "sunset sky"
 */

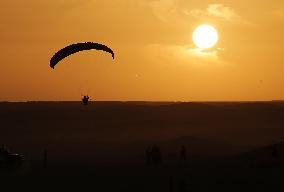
xmin=1 ymin=0 xmax=284 ymax=101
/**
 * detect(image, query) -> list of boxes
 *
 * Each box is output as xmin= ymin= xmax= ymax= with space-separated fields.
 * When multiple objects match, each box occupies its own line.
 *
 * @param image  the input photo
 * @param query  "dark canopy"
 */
xmin=50 ymin=42 xmax=115 ymax=69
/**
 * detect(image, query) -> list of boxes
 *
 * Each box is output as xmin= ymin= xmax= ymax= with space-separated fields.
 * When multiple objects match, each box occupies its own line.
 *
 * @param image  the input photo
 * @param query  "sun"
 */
xmin=192 ymin=24 xmax=219 ymax=49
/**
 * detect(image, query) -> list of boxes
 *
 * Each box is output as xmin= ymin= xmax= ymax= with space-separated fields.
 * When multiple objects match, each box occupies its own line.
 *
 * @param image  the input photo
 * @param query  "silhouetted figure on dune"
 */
xmin=180 ymin=145 xmax=187 ymax=162
xmin=169 ymin=175 xmax=174 ymax=192
xmin=145 ymin=144 xmax=162 ymax=166
xmin=43 ymin=148 xmax=47 ymax=168
xmin=0 ymin=146 xmax=9 ymax=162
xmin=178 ymin=178 xmax=187 ymax=192
xmin=271 ymin=144 xmax=280 ymax=159
xmin=151 ymin=145 xmax=162 ymax=166
xmin=145 ymin=146 xmax=152 ymax=166
xmin=82 ymin=95 xmax=90 ymax=105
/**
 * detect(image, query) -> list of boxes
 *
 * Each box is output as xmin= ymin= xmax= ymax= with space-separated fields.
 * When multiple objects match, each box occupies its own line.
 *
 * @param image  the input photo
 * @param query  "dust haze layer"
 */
xmin=1 ymin=101 xmax=284 ymax=161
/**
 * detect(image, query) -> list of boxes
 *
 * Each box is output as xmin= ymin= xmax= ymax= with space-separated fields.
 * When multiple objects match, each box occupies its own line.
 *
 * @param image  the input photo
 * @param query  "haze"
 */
xmin=1 ymin=0 xmax=284 ymax=101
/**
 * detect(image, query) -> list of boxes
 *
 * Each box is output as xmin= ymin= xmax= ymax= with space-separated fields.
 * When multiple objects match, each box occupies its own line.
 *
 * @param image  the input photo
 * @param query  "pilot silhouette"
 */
xmin=82 ymin=95 xmax=90 ymax=105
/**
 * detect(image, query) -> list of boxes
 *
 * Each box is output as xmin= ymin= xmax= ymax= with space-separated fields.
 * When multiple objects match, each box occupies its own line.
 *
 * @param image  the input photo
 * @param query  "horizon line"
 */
xmin=1 ymin=100 xmax=284 ymax=103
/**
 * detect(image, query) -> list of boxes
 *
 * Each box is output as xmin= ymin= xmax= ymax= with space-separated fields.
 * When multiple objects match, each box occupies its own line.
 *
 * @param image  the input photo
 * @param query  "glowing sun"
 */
xmin=193 ymin=24 xmax=219 ymax=49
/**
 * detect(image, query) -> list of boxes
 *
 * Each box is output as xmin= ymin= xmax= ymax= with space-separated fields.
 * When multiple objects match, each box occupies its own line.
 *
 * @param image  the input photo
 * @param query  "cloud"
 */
xmin=269 ymin=7 xmax=284 ymax=19
xmin=147 ymin=1 xmax=249 ymax=26
xmin=207 ymin=4 xmax=241 ymax=21
xmin=143 ymin=43 xmax=221 ymax=67
xmin=148 ymin=0 xmax=180 ymax=23
xmin=189 ymin=4 xmax=242 ymax=22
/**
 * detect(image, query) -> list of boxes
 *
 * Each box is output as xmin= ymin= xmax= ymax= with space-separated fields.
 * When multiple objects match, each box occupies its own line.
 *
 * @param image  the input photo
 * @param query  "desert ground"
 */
xmin=1 ymin=101 xmax=284 ymax=191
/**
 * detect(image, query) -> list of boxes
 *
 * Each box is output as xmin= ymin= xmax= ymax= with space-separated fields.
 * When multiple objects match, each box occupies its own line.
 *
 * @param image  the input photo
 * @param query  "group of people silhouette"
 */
xmin=145 ymin=145 xmax=162 ymax=166
xmin=145 ymin=145 xmax=187 ymax=166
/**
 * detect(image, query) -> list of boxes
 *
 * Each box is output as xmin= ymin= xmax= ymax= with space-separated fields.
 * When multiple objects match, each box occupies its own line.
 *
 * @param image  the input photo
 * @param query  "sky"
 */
xmin=0 ymin=0 xmax=284 ymax=101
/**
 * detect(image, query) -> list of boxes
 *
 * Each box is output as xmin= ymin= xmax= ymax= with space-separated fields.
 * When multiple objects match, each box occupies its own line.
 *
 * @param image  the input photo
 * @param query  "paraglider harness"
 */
xmin=82 ymin=95 xmax=90 ymax=105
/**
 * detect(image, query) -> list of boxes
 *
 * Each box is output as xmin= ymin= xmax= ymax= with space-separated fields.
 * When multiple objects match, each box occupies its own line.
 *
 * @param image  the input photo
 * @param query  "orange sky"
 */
xmin=1 ymin=0 xmax=284 ymax=101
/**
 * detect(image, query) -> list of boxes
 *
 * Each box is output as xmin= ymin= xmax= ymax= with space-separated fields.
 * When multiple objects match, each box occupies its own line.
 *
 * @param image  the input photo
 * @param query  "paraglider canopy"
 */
xmin=50 ymin=42 xmax=115 ymax=69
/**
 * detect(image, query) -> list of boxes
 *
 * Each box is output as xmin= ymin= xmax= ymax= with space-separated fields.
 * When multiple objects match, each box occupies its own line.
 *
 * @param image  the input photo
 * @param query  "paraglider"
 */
xmin=50 ymin=42 xmax=115 ymax=69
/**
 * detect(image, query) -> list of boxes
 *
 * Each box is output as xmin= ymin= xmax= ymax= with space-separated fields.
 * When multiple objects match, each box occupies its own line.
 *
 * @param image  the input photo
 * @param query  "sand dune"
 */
xmin=1 ymin=102 xmax=284 ymax=191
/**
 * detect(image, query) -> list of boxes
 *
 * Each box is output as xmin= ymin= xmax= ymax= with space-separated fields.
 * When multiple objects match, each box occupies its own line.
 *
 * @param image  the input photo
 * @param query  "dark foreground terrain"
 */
xmin=1 ymin=101 xmax=284 ymax=191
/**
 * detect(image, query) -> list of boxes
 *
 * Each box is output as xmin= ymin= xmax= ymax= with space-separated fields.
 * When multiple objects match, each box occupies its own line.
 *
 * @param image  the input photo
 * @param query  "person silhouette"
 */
xmin=156 ymin=145 xmax=162 ymax=165
xmin=178 ymin=178 xmax=187 ymax=192
xmin=180 ymin=145 xmax=187 ymax=161
xmin=82 ymin=95 xmax=90 ymax=105
xmin=151 ymin=145 xmax=158 ymax=165
xmin=43 ymin=148 xmax=47 ymax=168
xmin=272 ymin=144 xmax=280 ymax=159
xmin=151 ymin=145 xmax=162 ymax=166
xmin=145 ymin=146 xmax=152 ymax=166
xmin=169 ymin=175 xmax=174 ymax=192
